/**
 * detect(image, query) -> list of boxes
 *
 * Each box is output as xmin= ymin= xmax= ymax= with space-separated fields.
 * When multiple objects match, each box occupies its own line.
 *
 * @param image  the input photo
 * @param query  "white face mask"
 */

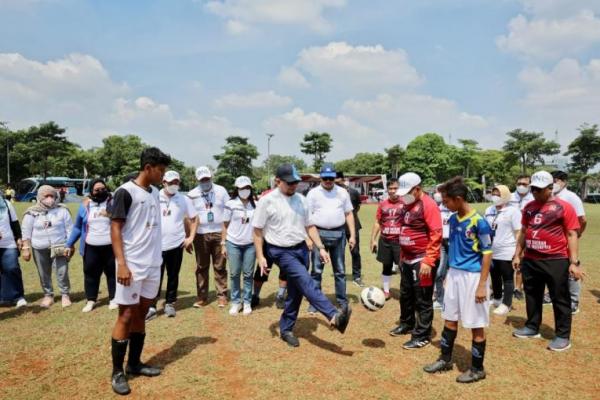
xmin=552 ymin=183 xmax=563 ymax=194
xmin=402 ymin=194 xmax=416 ymax=205
xmin=491 ymin=195 xmax=504 ymax=206
xmin=516 ymin=185 xmax=529 ymax=195
xmin=433 ymin=192 xmax=443 ymax=204
xmin=166 ymin=184 xmax=179 ymax=195
xmin=41 ymin=197 xmax=55 ymax=207
xmin=238 ymin=189 xmax=251 ymax=200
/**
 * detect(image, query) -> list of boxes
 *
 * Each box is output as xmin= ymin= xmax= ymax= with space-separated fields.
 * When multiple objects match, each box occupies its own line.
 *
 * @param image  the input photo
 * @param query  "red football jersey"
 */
xmin=398 ymin=195 xmax=443 ymax=267
xmin=376 ymin=198 xmax=404 ymax=241
xmin=522 ymin=197 xmax=580 ymax=260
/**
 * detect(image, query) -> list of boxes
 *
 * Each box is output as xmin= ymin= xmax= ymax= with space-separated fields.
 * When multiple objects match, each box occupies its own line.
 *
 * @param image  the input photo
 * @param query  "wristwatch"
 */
xmin=570 ymin=260 xmax=580 ymax=266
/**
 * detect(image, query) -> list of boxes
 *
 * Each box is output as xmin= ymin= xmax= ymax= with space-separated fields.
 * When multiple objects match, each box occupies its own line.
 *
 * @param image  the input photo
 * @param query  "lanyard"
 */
xmin=201 ymin=191 xmax=214 ymax=209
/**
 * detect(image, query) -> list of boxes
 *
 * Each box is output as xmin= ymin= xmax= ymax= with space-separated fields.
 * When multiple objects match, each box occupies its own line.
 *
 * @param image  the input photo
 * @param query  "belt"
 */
xmin=316 ymin=225 xmax=345 ymax=232
xmin=265 ymin=241 xmax=306 ymax=250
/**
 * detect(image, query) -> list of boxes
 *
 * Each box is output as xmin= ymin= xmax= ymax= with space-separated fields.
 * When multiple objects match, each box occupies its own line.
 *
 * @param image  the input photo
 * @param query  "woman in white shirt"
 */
xmin=0 ymin=194 xmax=27 ymax=308
xmin=484 ymin=184 xmax=521 ymax=316
xmin=222 ymin=176 xmax=256 ymax=316
xmin=22 ymin=185 xmax=73 ymax=308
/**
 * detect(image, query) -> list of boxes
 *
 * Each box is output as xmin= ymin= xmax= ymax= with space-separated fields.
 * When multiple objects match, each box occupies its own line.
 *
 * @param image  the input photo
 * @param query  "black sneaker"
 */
xmin=251 ymin=295 xmax=260 ymax=308
xmin=402 ymin=338 xmax=430 ymax=350
xmin=353 ymin=277 xmax=365 ymax=288
xmin=111 ymin=371 xmax=131 ymax=395
xmin=281 ymin=331 xmax=300 ymax=347
xmin=389 ymin=325 xmax=413 ymax=337
xmin=333 ymin=304 xmax=352 ymax=334
xmin=456 ymin=368 xmax=486 ymax=383
xmin=513 ymin=289 xmax=524 ymax=301
xmin=275 ymin=294 xmax=286 ymax=309
xmin=126 ymin=363 xmax=161 ymax=377
xmin=423 ymin=359 xmax=453 ymax=374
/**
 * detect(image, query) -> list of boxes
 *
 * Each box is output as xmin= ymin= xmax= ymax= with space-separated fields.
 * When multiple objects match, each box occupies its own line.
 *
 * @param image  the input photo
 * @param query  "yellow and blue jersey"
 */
xmin=448 ymin=209 xmax=493 ymax=272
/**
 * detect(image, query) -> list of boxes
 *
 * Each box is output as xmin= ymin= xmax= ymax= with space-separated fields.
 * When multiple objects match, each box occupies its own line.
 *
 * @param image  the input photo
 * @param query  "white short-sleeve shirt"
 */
xmin=0 ymin=201 xmax=18 ymax=249
xmin=86 ymin=200 xmax=112 ymax=246
xmin=484 ymin=204 xmax=521 ymax=261
xmin=439 ymin=204 xmax=453 ymax=240
xmin=187 ymin=184 xmax=230 ymax=234
xmin=556 ymin=189 xmax=585 ymax=217
xmin=160 ymin=190 xmax=198 ymax=251
xmin=509 ymin=191 xmax=534 ymax=210
xmin=252 ymin=189 xmax=309 ymax=247
xmin=223 ymin=197 xmax=255 ymax=246
xmin=306 ymin=185 xmax=353 ymax=229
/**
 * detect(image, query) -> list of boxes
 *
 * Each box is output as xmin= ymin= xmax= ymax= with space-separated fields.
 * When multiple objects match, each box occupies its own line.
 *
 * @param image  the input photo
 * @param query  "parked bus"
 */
xmin=15 ymin=177 xmax=90 ymax=202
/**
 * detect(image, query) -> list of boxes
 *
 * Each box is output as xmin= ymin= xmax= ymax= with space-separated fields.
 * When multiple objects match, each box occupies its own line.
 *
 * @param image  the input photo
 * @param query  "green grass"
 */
xmin=1 ymin=202 xmax=599 ymax=399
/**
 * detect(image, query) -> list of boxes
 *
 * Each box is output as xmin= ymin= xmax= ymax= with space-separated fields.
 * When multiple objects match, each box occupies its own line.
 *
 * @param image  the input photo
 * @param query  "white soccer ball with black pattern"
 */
xmin=360 ymin=287 xmax=386 ymax=311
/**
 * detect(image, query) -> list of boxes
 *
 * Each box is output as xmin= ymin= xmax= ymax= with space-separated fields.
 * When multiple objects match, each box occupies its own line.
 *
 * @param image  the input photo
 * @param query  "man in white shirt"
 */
xmin=552 ymin=170 xmax=587 ymax=314
xmin=146 ymin=170 xmax=198 ymax=320
xmin=306 ymin=163 xmax=355 ymax=312
xmin=253 ymin=163 xmax=352 ymax=347
xmin=509 ymin=174 xmax=534 ymax=301
xmin=187 ymin=166 xmax=230 ymax=308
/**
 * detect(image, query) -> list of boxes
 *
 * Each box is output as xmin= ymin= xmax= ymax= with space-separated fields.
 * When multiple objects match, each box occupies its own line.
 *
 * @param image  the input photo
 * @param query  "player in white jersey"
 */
xmin=109 ymin=147 xmax=171 ymax=396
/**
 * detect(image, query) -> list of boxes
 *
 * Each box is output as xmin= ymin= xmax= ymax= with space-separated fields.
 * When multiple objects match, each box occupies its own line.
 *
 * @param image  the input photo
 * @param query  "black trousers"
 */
xmin=522 ymin=258 xmax=572 ymax=339
xmin=83 ymin=244 xmax=115 ymax=301
xmin=400 ymin=261 xmax=435 ymax=340
xmin=491 ymin=259 xmax=514 ymax=307
xmin=350 ymin=228 xmax=362 ymax=280
xmin=154 ymin=246 xmax=184 ymax=305
xmin=253 ymin=242 xmax=286 ymax=282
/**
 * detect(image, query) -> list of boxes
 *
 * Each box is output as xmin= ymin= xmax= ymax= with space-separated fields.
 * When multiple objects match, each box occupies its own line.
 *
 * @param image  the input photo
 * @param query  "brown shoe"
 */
xmin=40 ymin=295 xmax=54 ymax=308
xmin=217 ymin=297 xmax=228 ymax=308
xmin=193 ymin=300 xmax=208 ymax=308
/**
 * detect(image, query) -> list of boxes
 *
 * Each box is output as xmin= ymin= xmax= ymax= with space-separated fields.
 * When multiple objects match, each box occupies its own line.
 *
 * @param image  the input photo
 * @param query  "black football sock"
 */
xmin=111 ymin=338 xmax=129 ymax=375
xmin=471 ymin=340 xmax=486 ymax=371
xmin=127 ymin=332 xmax=146 ymax=367
xmin=440 ymin=327 xmax=457 ymax=362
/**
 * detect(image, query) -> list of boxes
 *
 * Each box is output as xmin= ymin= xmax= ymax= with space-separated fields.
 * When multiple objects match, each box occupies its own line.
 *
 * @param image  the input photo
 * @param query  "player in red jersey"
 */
xmin=512 ymin=171 xmax=583 ymax=352
xmin=370 ymin=179 xmax=403 ymax=299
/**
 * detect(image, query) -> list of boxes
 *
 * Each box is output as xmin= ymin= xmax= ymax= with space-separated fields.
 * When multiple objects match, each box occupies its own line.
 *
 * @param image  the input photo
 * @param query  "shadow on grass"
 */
xmin=268 ymin=318 xmax=354 ymax=356
xmin=504 ymin=315 xmax=555 ymax=339
xmin=362 ymin=338 xmax=386 ymax=348
xmin=0 ymin=291 xmax=86 ymax=321
xmin=590 ymin=289 xmax=600 ymax=303
xmin=431 ymin=340 xmax=471 ymax=372
xmin=144 ymin=336 xmax=218 ymax=370
xmin=172 ymin=291 xmax=217 ymax=311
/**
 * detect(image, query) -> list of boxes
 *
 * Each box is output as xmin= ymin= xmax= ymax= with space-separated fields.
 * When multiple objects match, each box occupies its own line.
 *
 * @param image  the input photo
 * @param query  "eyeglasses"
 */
xmin=322 ymin=177 xmax=335 ymax=182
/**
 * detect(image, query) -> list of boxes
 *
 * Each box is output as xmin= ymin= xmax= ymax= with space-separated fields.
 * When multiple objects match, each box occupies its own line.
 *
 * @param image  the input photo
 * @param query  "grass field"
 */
xmin=1 ymin=202 xmax=599 ymax=400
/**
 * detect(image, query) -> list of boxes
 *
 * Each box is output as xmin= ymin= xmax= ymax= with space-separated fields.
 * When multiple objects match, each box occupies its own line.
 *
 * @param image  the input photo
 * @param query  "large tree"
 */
xmin=403 ymin=133 xmax=459 ymax=185
xmin=502 ymin=129 xmax=560 ymax=174
xmin=213 ymin=136 xmax=259 ymax=189
xmin=335 ymin=152 xmax=387 ymax=175
xmin=456 ymin=139 xmax=480 ymax=179
xmin=564 ymin=123 xmax=600 ymax=197
xmin=95 ymin=135 xmax=147 ymax=186
xmin=300 ymin=131 xmax=332 ymax=171
xmin=385 ymin=145 xmax=405 ymax=178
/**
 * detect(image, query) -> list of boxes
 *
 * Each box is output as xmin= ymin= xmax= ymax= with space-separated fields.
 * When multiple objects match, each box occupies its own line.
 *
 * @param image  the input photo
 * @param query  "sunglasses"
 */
xmin=322 ymin=177 xmax=335 ymax=182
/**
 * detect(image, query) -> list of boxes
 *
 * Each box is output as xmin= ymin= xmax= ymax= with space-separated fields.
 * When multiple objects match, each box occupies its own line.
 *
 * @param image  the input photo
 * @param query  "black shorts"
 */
xmin=253 ymin=242 xmax=286 ymax=282
xmin=377 ymin=237 xmax=401 ymax=266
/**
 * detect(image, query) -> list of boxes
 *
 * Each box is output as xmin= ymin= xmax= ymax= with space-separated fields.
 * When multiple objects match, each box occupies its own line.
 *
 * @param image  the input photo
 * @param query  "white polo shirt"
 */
xmin=484 ymin=204 xmax=521 ymax=261
xmin=306 ymin=184 xmax=353 ymax=229
xmin=86 ymin=199 xmax=112 ymax=246
xmin=439 ymin=204 xmax=453 ymax=240
xmin=223 ymin=197 xmax=255 ymax=246
xmin=160 ymin=189 xmax=198 ymax=251
xmin=22 ymin=206 xmax=73 ymax=250
xmin=556 ymin=189 xmax=585 ymax=217
xmin=252 ymin=188 xmax=309 ymax=247
xmin=0 ymin=201 xmax=18 ymax=249
xmin=187 ymin=184 xmax=230 ymax=234
xmin=509 ymin=191 xmax=534 ymax=210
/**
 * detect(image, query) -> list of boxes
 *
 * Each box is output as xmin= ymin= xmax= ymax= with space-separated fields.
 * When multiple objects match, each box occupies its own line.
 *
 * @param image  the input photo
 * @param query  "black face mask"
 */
xmin=91 ymin=189 xmax=109 ymax=203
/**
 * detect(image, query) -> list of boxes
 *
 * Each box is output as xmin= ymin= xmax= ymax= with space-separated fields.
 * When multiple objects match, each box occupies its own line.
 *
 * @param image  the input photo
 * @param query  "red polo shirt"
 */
xmin=376 ymin=198 xmax=404 ymax=241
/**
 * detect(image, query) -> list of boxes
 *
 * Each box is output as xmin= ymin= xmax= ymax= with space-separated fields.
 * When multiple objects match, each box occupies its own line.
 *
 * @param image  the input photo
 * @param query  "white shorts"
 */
xmin=442 ymin=267 xmax=490 ymax=329
xmin=114 ymin=262 xmax=161 ymax=305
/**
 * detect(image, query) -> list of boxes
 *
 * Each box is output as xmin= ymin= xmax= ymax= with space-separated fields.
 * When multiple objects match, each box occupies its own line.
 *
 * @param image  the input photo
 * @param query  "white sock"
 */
xmin=382 ymin=275 xmax=391 ymax=293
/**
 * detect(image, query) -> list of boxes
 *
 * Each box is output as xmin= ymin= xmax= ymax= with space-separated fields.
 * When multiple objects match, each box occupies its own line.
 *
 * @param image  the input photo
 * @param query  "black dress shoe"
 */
xmin=333 ymin=304 xmax=352 ymax=334
xmin=389 ymin=325 xmax=413 ymax=337
xmin=251 ymin=295 xmax=260 ymax=308
xmin=281 ymin=331 xmax=300 ymax=347
xmin=111 ymin=371 xmax=131 ymax=395
xmin=126 ymin=363 xmax=161 ymax=377
xmin=456 ymin=368 xmax=486 ymax=383
xmin=423 ymin=359 xmax=453 ymax=374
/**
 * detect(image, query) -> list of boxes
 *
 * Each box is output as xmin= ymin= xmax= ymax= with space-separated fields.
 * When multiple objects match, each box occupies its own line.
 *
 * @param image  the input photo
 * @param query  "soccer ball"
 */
xmin=360 ymin=287 xmax=386 ymax=311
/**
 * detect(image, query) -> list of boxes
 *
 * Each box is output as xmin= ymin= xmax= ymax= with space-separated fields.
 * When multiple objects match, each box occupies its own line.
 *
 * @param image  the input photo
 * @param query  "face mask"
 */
xmin=41 ymin=197 xmax=55 ymax=207
xmin=91 ymin=189 xmax=109 ymax=203
xmin=516 ymin=185 xmax=529 ymax=195
xmin=199 ymin=181 xmax=212 ymax=192
xmin=433 ymin=193 xmax=442 ymax=204
xmin=491 ymin=195 xmax=504 ymax=206
xmin=402 ymin=194 xmax=416 ymax=205
xmin=166 ymin=185 xmax=179 ymax=195
xmin=238 ymin=189 xmax=251 ymax=199
xmin=552 ymin=183 xmax=563 ymax=194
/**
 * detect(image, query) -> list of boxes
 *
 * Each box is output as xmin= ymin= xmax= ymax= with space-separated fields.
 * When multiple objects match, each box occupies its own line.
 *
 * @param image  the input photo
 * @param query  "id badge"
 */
xmin=207 ymin=211 xmax=214 ymax=223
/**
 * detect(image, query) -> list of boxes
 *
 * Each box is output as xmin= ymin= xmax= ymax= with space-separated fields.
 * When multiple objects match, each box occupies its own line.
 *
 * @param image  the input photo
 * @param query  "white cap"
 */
xmin=397 ymin=172 xmax=422 ymax=196
xmin=530 ymin=170 xmax=553 ymax=188
xmin=163 ymin=170 xmax=180 ymax=183
xmin=234 ymin=176 xmax=252 ymax=188
xmin=195 ymin=166 xmax=212 ymax=181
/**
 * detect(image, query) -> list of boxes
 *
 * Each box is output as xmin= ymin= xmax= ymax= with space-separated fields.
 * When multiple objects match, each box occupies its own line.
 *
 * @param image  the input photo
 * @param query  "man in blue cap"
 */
xmin=306 ymin=163 xmax=356 ymax=312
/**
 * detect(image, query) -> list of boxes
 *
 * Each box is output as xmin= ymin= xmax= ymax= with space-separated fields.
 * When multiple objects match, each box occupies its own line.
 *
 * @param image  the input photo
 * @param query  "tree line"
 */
xmin=1 ymin=121 xmax=599 ymax=196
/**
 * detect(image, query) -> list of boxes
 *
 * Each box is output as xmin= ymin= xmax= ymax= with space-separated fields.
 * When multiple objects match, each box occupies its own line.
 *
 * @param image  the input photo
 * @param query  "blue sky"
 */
xmin=1 ymin=0 xmax=599 ymax=166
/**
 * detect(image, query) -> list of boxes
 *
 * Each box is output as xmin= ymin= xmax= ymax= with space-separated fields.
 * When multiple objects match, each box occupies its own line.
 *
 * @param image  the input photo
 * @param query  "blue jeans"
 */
xmin=434 ymin=240 xmax=449 ymax=302
xmin=0 ymin=247 xmax=25 ymax=302
xmin=311 ymin=229 xmax=347 ymax=306
xmin=266 ymin=242 xmax=338 ymax=333
xmin=226 ymin=241 xmax=256 ymax=305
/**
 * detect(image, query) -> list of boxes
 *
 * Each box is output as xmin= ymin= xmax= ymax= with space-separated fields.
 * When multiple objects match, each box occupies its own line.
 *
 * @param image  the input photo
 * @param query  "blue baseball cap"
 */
xmin=320 ymin=163 xmax=336 ymax=178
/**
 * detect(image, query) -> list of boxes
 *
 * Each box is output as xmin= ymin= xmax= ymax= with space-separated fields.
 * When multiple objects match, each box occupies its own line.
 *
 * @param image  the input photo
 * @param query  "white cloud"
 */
xmin=214 ymin=90 xmax=293 ymax=108
xmin=203 ymin=0 xmax=346 ymax=34
xmin=277 ymin=66 xmax=310 ymax=88
xmin=497 ymin=11 xmax=600 ymax=60
xmin=291 ymin=42 xmax=423 ymax=90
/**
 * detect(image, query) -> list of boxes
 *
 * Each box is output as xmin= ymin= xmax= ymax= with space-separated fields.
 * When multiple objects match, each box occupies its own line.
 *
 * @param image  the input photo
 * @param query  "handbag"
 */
xmin=50 ymin=244 xmax=67 ymax=258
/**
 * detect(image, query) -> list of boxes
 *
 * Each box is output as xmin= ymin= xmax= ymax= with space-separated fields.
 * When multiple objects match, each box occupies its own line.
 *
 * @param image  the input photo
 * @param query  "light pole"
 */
xmin=266 ymin=133 xmax=274 ymax=187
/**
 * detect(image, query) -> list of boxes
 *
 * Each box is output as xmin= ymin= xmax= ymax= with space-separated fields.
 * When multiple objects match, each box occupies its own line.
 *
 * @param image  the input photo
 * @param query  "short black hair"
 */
xmin=551 ymin=170 xmax=568 ymax=181
xmin=438 ymin=176 xmax=468 ymax=199
xmin=387 ymin=178 xmax=399 ymax=187
xmin=336 ymin=171 xmax=345 ymax=179
xmin=140 ymin=147 xmax=171 ymax=171
xmin=516 ymin=174 xmax=531 ymax=182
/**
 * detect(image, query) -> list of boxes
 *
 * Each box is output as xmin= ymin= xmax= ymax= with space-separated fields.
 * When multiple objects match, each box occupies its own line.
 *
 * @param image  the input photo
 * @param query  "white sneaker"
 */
xmin=492 ymin=299 xmax=501 ymax=308
xmin=82 ymin=300 xmax=96 ymax=313
xmin=243 ymin=303 xmax=252 ymax=315
xmin=433 ymin=300 xmax=443 ymax=310
xmin=493 ymin=304 xmax=510 ymax=315
xmin=15 ymin=298 xmax=27 ymax=308
xmin=108 ymin=300 xmax=119 ymax=310
xmin=229 ymin=303 xmax=242 ymax=316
